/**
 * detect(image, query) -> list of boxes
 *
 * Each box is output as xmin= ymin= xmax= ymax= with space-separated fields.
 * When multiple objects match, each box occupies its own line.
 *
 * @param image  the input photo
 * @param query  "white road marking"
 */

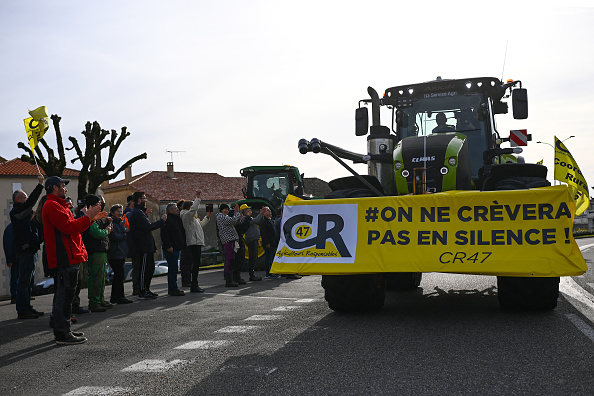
xmin=579 ymin=243 xmax=594 ymax=251
xmin=560 ymin=277 xmax=594 ymax=324
xmin=215 ymin=325 xmax=260 ymax=333
xmin=63 ymin=387 xmax=132 ymax=395
xmin=203 ymin=292 xmax=297 ymax=301
xmin=219 ymin=364 xmax=277 ymax=375
xmin=245 ymin=315 xmax=282 ymax=321
xmin=588 ymin=283 xmax=594 ymax=290
xmin=295 ymin=298 xmax=315 ymax=303
xmin=566 ymin=314 xmax=594 ymax=343
xmin=175 ymin=340 xmax=231 ymax=349
xmin=121 ymin=359 xmax=187 ymax=372
xmin=272 ymin=306 xmax=301 ymax=311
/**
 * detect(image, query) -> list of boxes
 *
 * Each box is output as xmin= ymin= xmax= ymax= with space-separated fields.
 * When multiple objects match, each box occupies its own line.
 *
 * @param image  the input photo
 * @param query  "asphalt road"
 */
xmin=1 ymin=238 xmax=594 ymax=395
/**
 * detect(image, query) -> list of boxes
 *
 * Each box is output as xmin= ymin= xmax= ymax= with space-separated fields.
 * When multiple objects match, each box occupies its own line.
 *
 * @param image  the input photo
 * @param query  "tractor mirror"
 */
xmin=512 ymin=88 xmax=528 ymax=119
xmin=355 ymin=107 xmax=369 ymax=136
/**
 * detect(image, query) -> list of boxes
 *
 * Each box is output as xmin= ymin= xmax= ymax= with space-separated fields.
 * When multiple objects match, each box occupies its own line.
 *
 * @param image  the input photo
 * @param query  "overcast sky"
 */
xmin=1 ymin=1 xmax=593 ymax=194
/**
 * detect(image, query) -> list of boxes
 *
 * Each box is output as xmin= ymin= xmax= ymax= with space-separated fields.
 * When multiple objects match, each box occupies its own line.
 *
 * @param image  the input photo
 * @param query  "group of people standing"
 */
xmin=5 ymin=178 xmax=293 ymax=345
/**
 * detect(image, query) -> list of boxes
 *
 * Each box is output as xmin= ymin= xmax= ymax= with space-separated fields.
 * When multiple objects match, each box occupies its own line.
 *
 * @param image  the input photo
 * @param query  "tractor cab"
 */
xmin=239 ymin=165 xmax=304 ymax=215
xmin=383 ymin=77 xmax=527 ymax=181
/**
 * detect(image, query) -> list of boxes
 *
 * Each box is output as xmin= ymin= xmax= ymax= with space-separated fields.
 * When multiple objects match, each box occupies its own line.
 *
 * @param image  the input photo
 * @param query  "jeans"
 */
xmin=108 ymin=258 xmax=126 ymax=300
xmin=54 ymin=264 xmax=79 ymax=337
xmin=164 ymin=250 xmax=180 ymax=291
xmin=223 ymin=241 xmax=235 ymax=275
xmin=15 ymin=251 xmax=37 ymax=314
xmin=9 ymin=262 xmax=20 ymax=298
xmin=264 ymin=247 xmax=275 ymax=275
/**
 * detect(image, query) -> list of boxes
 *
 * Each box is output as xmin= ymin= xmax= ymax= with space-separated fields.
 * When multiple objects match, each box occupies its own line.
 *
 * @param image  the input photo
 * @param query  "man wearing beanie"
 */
xmin=81 ymin=194 xmax=113 ymax=312
xmin=216 ymin=203 xmax=242 ymax=287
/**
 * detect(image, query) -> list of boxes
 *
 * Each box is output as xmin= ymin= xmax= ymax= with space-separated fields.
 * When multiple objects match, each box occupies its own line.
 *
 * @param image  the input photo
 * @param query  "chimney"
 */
xmin=167 ymin=162 xmax=175 ymax=179
xmin=125 ymin=166 xmax=132 ymax=183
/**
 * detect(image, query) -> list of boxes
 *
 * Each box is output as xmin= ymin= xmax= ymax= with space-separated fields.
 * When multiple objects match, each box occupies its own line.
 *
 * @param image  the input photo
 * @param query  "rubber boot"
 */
xmin=225 ymin=274 xmax=238 ymax=287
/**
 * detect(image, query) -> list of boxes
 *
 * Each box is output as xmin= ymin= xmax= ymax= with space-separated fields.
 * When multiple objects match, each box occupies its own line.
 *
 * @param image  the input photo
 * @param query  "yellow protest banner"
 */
xmin=554 ymin=136 xmax=589 ymax=216
xmin=271 ymin=187 xmax=586 ymax=277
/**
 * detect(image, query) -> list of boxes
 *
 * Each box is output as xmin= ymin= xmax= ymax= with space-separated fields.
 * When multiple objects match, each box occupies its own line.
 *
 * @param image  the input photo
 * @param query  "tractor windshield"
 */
xmin=251 ymin=173 xmax=291 ymax=210
xmin=397 ymin=94 xmax=490 ymax=177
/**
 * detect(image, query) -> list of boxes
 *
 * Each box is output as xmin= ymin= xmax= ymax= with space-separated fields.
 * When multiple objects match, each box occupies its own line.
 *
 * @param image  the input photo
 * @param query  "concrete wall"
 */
xmin=0 ymin=177 xmax=79 ymax=299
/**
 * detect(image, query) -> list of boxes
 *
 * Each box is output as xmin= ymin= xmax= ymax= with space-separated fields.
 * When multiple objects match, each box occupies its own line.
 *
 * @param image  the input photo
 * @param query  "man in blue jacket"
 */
xmin=128 ymin=191 xmax=166 ymax=300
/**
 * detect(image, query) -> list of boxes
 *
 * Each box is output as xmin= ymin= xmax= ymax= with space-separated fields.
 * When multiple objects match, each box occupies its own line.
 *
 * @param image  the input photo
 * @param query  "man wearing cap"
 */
xmin=239 ymin=204 xmax=263 ymax=282
xmin=10 ymin=174 xmax=45 ymax=319
xmin=43 ymin=176 xmax=105 ymax=345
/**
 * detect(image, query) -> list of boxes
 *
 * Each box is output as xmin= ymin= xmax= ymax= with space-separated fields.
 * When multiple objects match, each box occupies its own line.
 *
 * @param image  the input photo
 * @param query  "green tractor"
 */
xmin=298 ymin=76 xmax=561 ymax=312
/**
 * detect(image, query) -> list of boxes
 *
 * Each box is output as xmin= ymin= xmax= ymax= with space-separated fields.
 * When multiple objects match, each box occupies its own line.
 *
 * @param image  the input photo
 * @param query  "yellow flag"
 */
xmin=554 ymin=136 xmax=589 ymax=215
xmin=24 ymin=106 xmax=49 ymax=150
xmin=24 ymin=117 xmax=45 ymax=149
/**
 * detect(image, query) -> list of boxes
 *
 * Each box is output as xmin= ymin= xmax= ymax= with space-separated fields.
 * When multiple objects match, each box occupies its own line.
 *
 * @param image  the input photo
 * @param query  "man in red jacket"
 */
xmin=43 ymin=176 xmax=106 ymax=345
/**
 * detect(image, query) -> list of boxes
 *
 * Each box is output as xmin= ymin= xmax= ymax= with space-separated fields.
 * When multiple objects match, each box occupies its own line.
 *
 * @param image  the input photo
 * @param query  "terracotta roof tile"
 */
xmin=0 ymin=158 xmax=79 ymax=177
xmin=103 ymin=171 xmax=245 ymax=202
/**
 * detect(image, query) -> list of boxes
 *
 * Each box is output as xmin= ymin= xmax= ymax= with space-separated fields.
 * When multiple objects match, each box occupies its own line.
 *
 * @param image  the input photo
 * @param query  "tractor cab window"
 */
xmin=396 ymin=93 xmax=489 ymax=178
xmin=252 ymin=173 xmax=291 ymax=209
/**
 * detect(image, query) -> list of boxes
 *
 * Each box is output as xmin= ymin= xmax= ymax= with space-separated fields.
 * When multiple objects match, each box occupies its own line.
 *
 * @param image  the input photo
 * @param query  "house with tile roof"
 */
xmin=0 ymin=157 xmax=80 ymax=298
xmin=101 ymin=162 xmax=245 ymax=258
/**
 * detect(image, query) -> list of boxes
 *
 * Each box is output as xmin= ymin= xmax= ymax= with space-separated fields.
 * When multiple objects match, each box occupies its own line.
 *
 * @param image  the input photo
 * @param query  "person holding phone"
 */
xmin=181 ymin=189 xmax=211 ymax=293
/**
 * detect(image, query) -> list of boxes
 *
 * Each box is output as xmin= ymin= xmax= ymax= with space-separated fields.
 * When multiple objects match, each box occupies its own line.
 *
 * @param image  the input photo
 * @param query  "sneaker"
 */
xmin=18 ymin=311 xmax=39 ymax=319
xmin=249 ymin=275 xmax=262 ymax=281
xmin=265 ymin=274 xmax=280 ymax=279
xmin=168 ymin=289 xmax=185 ymax=296
xmin=286 ymin=274 xmax=302 ymax=279
xmin=138 ymin=291 xmax=156 ymax=300
xmin=71 ymin=331 xmax=85 ymax=337
xmin=89 ymin=305 xmax=106 ymax=312
xmin=147 ymin=291 xmax=159 ymax=297
xmin=190 ymin=286 xmax=204 ymax=293
xmin=55 ymin=334 xmax=87 ymax=345
xmin=100 ymin=301 xmax=113 ymax=309
xmin=72 ymin=306 xmax=90 ymax=315
xmin=31 ymin=308 xmax=45 ymax=316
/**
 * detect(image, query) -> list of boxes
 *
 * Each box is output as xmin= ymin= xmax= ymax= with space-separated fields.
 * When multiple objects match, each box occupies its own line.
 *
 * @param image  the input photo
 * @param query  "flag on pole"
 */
xmin=554 ymin=136 xmax=590 ymax=216
xmin=24 ymin=106 xmax=49 ymax=150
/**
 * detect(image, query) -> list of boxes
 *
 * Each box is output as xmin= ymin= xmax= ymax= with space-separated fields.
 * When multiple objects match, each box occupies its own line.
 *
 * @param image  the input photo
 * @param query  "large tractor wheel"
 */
xmin=497 ymin=276 xmax=559 ymax=311
xmin=322 ymin=274 xmax=386 ymax=313
xmin=481 ymin=168 xmax=559 ymax=310
xmin=385 ymin=272 xmax=422 ymax=291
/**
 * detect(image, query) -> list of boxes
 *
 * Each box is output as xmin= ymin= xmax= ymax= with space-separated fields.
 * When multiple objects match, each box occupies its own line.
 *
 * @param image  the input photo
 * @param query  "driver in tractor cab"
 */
xmin=432 ymin=112 xmax=455 ymax=133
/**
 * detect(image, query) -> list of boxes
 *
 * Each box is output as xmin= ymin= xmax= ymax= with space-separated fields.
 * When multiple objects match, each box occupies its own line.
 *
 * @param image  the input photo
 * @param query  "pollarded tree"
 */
xmin=67 ymin=121 xmax=147 ymax=201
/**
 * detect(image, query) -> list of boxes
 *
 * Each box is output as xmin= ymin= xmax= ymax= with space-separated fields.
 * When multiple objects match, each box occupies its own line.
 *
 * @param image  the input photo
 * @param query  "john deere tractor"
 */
xmin=298 ymin=76 xmax=560 ymax=312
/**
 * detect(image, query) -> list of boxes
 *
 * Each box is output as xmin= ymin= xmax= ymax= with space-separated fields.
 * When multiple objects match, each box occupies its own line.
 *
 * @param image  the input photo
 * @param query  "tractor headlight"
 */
xmin=395 ymin=161 xmax=402 ymax=170
xmin=402 ymin=170 xmax=409 ymax=178
xmin=448 ymin=157 xmax=457 ymax=166
xmin=440 ymin=167 xmax=449 ymax=175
